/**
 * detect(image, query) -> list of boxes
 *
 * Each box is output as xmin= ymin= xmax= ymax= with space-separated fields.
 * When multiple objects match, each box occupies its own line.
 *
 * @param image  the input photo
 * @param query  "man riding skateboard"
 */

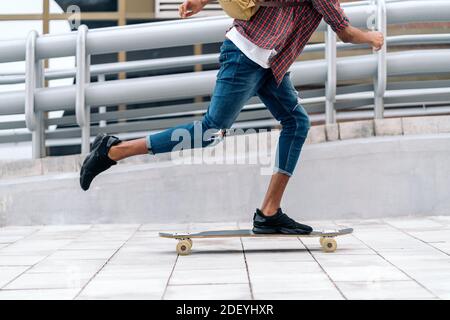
xmin=80 ymin=0 xmax=384 ymax=235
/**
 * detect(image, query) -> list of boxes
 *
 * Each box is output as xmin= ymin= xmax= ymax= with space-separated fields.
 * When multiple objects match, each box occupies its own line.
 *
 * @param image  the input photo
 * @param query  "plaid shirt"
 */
xmin=232 ymin=0 xmax=350 ymax=86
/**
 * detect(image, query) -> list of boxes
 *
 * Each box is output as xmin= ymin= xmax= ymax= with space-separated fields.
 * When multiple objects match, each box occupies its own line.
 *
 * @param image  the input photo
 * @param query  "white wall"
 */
xmin=1 ymin=134 xmax=450 ymax=226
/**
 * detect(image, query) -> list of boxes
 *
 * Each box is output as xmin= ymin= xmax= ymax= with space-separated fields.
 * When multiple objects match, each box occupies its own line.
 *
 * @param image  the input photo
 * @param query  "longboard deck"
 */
xmin=160 ymin=228 xmax=353 ymax=255
xmin=159 ymin=228 xmax=353 ymax=239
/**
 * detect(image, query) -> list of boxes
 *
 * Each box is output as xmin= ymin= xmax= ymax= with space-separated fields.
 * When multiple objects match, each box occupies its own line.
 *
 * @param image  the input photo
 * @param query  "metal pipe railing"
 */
xmin=1 ymin=1 xmax=449 ymax=63
xmin=374 ymin=0 xmax=387 ymax=119
xmin=1 ymin=49 xmax=449 ymax=116
xmin=2 ymin=33 xmax=450 ymax=86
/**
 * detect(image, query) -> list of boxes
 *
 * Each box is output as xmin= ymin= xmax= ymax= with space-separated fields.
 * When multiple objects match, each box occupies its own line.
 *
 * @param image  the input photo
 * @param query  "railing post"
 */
xmin=25 ymin=30 xmax=46 ymax=159
xmin=76 ymin=25 xmax=91 ymax=155
xmin=325 ymin=25 xmax=337 ymax=124
xmin=97 ymin=74 xmax=107 ymax=128
xmin=374 ymin=0 xmax=387 ymax=119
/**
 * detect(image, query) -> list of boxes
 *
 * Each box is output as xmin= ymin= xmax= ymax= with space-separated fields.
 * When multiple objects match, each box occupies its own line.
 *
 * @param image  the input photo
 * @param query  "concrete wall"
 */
xmin=1 ymin=132 xmax=450 ymax=226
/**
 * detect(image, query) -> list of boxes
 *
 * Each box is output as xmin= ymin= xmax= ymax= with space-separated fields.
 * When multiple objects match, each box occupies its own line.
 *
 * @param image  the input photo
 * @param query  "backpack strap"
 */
xmin=259 ymin=0 xmax=311 ymax=7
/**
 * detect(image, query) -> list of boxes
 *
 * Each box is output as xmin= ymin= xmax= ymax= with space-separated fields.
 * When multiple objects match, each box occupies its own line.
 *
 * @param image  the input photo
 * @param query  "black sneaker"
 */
xmin=80 ymin=134 xmax=121 ymax=191
xmin=253 ymin=208 xmax=313 ymax=235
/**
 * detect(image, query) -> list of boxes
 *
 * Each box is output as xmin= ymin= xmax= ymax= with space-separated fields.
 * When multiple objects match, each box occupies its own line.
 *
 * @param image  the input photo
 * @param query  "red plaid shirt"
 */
xmin=232 ymin=0 xmax=350 ymax=86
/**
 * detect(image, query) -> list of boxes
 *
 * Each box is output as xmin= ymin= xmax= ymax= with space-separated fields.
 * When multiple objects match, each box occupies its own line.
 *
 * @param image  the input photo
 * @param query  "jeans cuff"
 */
xmin=274 ymin=167 xmax=293 ymax=177
xmin=146 ymin=135 xmax=154 ymax=155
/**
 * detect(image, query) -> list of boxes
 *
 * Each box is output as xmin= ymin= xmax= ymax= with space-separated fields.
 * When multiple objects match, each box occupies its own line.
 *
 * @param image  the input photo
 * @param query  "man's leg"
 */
xmin=252 ymin=72 xmax=312 ymax=234
xmin=147 ymin=41 xmax=269 ymax=156
xmin=80 ymin=39 xmax=269 ymax=190
xmin=108 ymin=138 xmax=148 ymax=161
xmin=260 ymin=173 xmax=290 ymax=216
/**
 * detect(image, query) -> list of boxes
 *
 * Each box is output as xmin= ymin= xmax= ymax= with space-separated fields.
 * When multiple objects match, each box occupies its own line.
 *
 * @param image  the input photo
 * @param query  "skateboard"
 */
xmin=159 ymin=228 xmax=353 ymax=255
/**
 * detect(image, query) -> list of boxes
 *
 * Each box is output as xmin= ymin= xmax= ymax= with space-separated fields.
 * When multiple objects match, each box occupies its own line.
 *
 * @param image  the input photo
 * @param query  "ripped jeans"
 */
xmin=147 ymin=39 xmax=310 ymax=176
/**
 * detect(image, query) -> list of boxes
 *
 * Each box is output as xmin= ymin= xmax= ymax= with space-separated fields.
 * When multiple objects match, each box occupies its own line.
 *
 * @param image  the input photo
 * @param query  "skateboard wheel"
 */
xmin=176 ymin=240 xmax=192 ymax=256
xmin=319 ymin=237 xmax=326 ymax=247
xmin=321 ymin=238 xmax=337 ymax=253
xmin=187 ymin=239 xmax=193 ymax=247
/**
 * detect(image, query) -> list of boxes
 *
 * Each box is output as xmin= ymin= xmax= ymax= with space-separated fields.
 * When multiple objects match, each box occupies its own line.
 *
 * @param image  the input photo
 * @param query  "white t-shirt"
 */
xmin=225 ymin=27 xmax=277 ymax=69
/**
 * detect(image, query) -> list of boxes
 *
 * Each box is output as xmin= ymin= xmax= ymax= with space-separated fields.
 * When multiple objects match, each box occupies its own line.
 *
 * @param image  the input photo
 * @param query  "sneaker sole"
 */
xmin=253 ymin=227 xmax=311 ymax=235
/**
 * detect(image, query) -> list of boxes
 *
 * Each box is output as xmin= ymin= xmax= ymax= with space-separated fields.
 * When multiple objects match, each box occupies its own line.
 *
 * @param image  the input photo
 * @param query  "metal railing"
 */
xmin=0 ymin=0 xmax=450 ymax=158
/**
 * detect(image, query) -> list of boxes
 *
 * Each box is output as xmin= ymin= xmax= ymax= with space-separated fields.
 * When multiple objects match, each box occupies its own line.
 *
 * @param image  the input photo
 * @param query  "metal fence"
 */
xmin=0 ymin=0 xmax=450 ymax=158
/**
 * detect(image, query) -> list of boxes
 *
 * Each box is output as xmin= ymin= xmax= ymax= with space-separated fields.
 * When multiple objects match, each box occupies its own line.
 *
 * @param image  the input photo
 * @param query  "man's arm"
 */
xmin=337 ymin=25 xmax=384 ymax=51
xmin=312 ymin=0 xmax=384 ymax=51
xmin=179 ymin=0 xmax=209 ymax=18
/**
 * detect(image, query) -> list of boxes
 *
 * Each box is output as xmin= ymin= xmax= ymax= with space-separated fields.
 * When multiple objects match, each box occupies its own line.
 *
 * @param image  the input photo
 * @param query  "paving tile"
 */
xmin=48 ymin=249 xmax=117 ymax=260
xmin=89 ymin=224 xmax=140 ymax=231
xmin=250 ymin=272 xmax=331 ymax=286
xmin=253 ymin=285 xmax=343 ymax=300
xmin=241 ymin=237 xmax=314 ymax=261
xmin=323 ymin=266 xmax=409 ymax=282
xmin=309 ymin=254 xmax=393 ymax=268
xmin=164 ymin=284 xmax=251 ymax=300
xmin=431 ymin=216 xmax=450 ymax=226
xmin=184 ymin=238 xmax=244 ymax=254
xmin=97 ymin=264 xmax=172 ymax=274
xmin=0 ymin=236 xmax=30 ymax=244
xmin=28 ymin=259 xmax=107 ymax=274
xmin=62 ymin=241 xmax=125 ymax=251
xmin=176 ymin=253 xmax=245 ymax=270
xmin=108 ymin=251 xmax=175 ymax=266
xmin=247 ymin=261 xmax=322 ymax=275
xmin=130 ymin=231 xmax=160 ymax=240
xmin=0 ymin=289 xmax=79 ymax=300
xmin=4 ymin=272 xmax=93 ymax=290
xmin=0 ymin=255 xmax=46 ymax=266
xmin=1 ymin=240 xmax=74 ymax=255
xmin=250 ymin=270 xmax=342 ymax=299
xmin=76 ymin=233 xmax=134 ymax=242
xmin=407 ymin=230 xmax=450 ymax=243
xmin=0 ymin=227 xmax=39 ymax=238
xmin=432 ymin=242 xmax=450 ymax=254
xmin=0 ymin=266 xmax=28 ymax=288
xmin=36 ymin=225 xmax=91 ymax=233
xmin=139 ymin=224 xmax=188 ymax=232
xmin=242 ymin=237 xmax=306 ymax=250
xmin=383 ymin=217 xmax=445 ymax=230
xmin=93 ymin=266 xmax=173 ymax=281
xmin=170 ymin=268 xmax=248 ymax=286
xmin=416 ymin=280 xmax=450 ymax=299
xmin=245 ymin=251 xmax=315 ymax=262
xmin=353 ymin=233 xmax=430 ymax=251
xmin=335 ymin=281 xmax=436 ymax=300
xmin=77 ymin=278 xmax=166 ymax=300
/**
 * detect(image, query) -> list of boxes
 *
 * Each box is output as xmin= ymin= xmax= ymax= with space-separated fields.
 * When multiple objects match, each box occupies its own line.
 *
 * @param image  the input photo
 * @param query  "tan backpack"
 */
xmin=218 ymin=0 xmax=311 ymax=21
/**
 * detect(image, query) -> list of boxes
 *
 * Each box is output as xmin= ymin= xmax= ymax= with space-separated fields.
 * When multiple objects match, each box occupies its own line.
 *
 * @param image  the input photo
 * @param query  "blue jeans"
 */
xmin=147 ymin=39 xmax=310 ymax=176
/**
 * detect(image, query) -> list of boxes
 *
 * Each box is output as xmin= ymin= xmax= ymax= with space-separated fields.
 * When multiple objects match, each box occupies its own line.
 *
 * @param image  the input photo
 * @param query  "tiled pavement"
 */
xmin=0 ymin=216 xmax=449 ymax=300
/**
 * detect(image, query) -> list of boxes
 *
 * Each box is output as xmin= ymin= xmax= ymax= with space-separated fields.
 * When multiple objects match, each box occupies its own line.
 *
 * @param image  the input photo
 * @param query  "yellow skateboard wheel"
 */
xmin=176 ymin=239 xmax=192 ymax=256
xmin=321 ymin=238 xmax=337 ymax=253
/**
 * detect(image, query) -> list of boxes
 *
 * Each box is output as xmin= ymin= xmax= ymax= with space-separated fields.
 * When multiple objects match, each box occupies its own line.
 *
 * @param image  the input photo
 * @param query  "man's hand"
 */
xmin=337 ymin=26 xmax=385 ymax=51
xmin=179 ymin=0 xmax=208 ymax=19
xmin=368 ymin=31 xmax=384 ymax=51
